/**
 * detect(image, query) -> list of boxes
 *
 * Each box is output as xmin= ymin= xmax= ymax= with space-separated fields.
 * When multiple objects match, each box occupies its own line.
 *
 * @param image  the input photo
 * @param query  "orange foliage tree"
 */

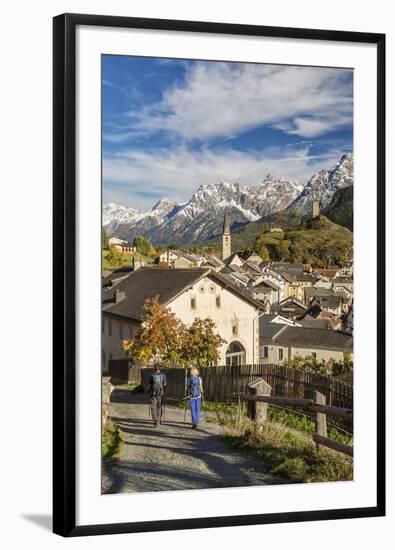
xmin=121 ymin=296 xmax=225 ymax=367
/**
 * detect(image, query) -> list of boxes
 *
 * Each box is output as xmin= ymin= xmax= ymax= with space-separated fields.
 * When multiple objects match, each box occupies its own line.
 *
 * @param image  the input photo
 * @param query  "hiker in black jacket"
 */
xmin=148 ymin=363 xmax=167 ymax=427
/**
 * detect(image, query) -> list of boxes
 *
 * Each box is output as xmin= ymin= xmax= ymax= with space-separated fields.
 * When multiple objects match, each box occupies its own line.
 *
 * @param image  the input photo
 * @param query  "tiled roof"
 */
xmin=103 ymin=267 xmax=262 ymax=322
xmin=273 ymin=326 xmax=353 ymax=351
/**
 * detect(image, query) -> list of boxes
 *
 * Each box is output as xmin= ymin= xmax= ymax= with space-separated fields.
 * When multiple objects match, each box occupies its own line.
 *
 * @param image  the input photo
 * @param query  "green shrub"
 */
xmin=273 ymin=457 xmax=310 ymax=482
xmin=102 ymin=420 xmax=122 ymax=459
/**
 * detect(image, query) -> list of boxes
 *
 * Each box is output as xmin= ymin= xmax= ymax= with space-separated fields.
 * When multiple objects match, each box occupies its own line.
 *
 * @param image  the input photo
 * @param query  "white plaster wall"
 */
xmin=260 ymin=345 xmax=350 ymax=363
xmin=168 ymin=276 xmax=260 ymax=364
xmin=290 ymin=346 xmax=349 ymax=362
xmin=101 ymin=315 xmax=139 ymax=372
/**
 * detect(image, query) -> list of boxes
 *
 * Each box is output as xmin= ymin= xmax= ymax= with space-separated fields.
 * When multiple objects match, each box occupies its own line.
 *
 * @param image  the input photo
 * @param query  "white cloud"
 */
xmin=121 ymin=62 xmax=353 ymax=141
xmin=103 ymin=145 xmax=348 ymax=209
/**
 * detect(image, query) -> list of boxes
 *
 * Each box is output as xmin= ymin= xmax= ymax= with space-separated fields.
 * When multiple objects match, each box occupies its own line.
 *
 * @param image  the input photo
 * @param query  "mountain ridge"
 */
xmin=103 ymin=153 xmax=353 ymax=245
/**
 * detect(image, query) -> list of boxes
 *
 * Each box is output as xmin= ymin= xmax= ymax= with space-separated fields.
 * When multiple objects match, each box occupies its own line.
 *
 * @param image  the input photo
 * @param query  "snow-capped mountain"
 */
xmin=102 ymin=203 xmax=140 ymax=233
xmin=102 ymin=154 xmax=353 ymax=244
xmin=102 ymin=198 xmax=182 ymax=237
xmin=288 ymin=153 xmax=353 ymax=214
xmin=103 ymin=176 xmax=304 ymax=244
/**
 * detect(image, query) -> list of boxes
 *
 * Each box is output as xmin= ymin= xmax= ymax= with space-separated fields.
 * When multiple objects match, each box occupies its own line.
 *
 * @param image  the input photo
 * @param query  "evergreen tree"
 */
xmin=133 ymin=236 xmax=156 ymax=256
xmin=102 ymin=228 xmax=109 ymax=250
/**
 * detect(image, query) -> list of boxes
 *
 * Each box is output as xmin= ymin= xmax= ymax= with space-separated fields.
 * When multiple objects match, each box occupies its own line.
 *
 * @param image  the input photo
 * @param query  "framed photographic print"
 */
xmin=53 ymin=13 xmax=385 ymax=537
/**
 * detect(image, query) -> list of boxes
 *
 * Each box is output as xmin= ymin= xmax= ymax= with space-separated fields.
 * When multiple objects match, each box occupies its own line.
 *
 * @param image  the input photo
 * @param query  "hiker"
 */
xmin=148 ymin=363 xmax=167 ymax=427
xmin=187 ymin=367 xmax=203 ymax=429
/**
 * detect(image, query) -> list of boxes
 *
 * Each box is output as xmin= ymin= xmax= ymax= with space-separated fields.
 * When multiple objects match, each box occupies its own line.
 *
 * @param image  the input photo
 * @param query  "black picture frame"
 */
xmin=53 ymin=13 xmax=386 ymax=537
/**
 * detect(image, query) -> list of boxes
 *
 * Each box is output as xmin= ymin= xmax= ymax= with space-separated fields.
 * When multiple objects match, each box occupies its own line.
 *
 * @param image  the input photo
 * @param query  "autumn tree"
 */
xmin=121 ymin=296 xmax=225 ymax=367
xmin=179 ymin=318 xmax=226 ymax=367
xmin=122 ymin=296 xmax=183 ymax=365
xmin=103 ymin=244 xmax=125 ymax=269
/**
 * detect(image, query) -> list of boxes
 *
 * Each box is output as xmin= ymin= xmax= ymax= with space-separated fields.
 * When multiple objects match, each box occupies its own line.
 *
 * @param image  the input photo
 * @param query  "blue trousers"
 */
xmin=189 ymin=397 xmax=201 ymax=426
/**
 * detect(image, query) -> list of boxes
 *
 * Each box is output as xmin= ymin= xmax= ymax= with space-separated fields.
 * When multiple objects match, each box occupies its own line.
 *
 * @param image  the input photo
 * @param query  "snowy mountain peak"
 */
xmin=150 ymin=197 xmax=178 ymax=213
xmin=289 ymin=153 xmax=353 ymax=213
xmin=102 ymin=154 xmax=353 ymax=244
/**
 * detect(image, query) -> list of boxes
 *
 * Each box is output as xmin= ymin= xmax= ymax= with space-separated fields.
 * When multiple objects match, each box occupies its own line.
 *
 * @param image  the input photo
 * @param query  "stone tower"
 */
xmin=312 ymin=190 xmax=320 ymax=219
xmin=222 ymin=210 xmax=231 ymax=261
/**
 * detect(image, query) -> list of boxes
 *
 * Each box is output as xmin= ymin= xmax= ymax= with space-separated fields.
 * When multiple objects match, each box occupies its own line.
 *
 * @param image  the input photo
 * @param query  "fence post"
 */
xmin=248 ymin=378 xmax=272 ymax=426
xmin=102 ymin=377 xmax=114 ymax=430
xmin=314 ymin=390 xmax=327 ymax=451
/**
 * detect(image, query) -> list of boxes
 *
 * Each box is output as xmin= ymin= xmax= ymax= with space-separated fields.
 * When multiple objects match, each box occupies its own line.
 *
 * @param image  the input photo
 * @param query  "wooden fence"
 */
xmin=140 ymin=367 xmax=186 ymax=400
xmin=108 ymin=360 xmax=141 ymax=384
xmin=243 ymin=379 xmax=353 ymax=457
xmin=107 ymin=361 xmax=353 ymax=431
xmin=200 ymin=364 xmax=353 ymax=409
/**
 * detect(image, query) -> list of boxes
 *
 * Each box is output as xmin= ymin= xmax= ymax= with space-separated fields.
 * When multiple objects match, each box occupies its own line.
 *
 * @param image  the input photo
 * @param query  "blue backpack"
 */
xmin=151 ymin=373 xmax=165 ymax=397
xmin=189 ymin=375 xmax=201 ymax=398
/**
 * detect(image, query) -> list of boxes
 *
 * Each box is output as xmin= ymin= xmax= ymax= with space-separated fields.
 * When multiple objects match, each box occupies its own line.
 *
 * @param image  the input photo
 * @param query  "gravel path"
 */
xmin=102 ymin=389 xmax=279 ymax=494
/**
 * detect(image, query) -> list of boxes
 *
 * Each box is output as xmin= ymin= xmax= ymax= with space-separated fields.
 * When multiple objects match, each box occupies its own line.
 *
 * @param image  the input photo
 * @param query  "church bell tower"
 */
xmin=222 ymin=211 xmax=231 ymax=261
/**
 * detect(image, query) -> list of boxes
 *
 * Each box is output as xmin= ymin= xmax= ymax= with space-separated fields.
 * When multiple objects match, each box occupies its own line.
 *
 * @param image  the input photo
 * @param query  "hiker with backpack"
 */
xmin=187 ymin=367 xmax=204 ymax=429
xmin=148 ymin=363 xmax=167 ymax=428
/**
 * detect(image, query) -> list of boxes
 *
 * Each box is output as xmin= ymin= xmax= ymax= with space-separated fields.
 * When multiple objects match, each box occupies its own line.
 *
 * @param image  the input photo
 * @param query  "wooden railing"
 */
xmin=242 ymin=378 xmax=353 ymax=457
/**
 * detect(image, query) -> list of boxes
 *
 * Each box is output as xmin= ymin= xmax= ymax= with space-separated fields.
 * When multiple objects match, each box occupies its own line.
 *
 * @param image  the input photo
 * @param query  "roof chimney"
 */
xmin=114 ymin=289 xmax=125 ymax=303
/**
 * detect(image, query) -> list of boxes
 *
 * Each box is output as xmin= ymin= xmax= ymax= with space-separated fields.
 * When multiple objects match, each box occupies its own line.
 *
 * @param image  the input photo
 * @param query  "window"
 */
xmin=129 ymin=326 xmax=134 ymax=338
xmin=191 ymin=297 xmax=196 ymax=309
xmin=108 ymin=320 xmax=112 ymax=336
xmin=232 ymin=323 xmax=238 ymax=336
xmin=263 ymin=346 xmax=269 ymax=359
xmin=216 ymin=296 xmax=221 ymax=308
xmin=109 ymin=352 xmax=113 ymax=361
xmin=119 ymin=323 xmax=123 ymax=339
xmin=278 ymin=348 xmax=283 ymax=361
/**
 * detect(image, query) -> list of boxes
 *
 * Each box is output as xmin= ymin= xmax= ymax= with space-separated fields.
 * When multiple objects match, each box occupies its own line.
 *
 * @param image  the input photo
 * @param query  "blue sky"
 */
xmin=102 ymin=55 xmax=353 ymax=210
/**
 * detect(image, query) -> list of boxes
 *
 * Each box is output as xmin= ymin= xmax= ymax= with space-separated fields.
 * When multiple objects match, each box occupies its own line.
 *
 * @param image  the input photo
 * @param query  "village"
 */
xmin=102 ymin=196 xmax=353 ymax=375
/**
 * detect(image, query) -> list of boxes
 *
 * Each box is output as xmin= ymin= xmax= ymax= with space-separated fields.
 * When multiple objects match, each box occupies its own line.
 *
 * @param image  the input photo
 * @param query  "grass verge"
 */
xmin=223 ymin=419 xmax=353 ymax=483
xmin=102 ymin=420 xmax=122 ymax=460
xmin=112 ymin=382 xmax=144 ymax=392
xmin=267 ymin=406 xmax=353 ymax=445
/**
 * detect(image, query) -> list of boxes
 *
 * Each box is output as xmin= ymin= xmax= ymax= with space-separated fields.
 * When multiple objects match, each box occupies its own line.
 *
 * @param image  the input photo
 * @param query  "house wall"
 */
xmin=287 ymin=281 xmax=313 ymax=302
xmin=158 ymin=251 xmax=178 ymax=265
xmin=290 ymin=346 xmax=348 ymax=362
xmin=168 ymin=276 xmax=260 ymax=364
xmin=259 ymin=344 xmax=351 ymax=363
xmin=260 ymin=344 xmax=287 ymax=363
xmin=172 ymin=256 xmax=193 ymax=268
xmin=101 ymin=315 xmax=139 ymax=373
xmin=315 ymin=279 xmax=332 ymax=289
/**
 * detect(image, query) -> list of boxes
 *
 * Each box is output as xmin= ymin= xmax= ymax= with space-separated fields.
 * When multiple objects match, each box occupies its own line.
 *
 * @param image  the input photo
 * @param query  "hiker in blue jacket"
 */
xmin=188 ymin=367 xmax=204 ymax=429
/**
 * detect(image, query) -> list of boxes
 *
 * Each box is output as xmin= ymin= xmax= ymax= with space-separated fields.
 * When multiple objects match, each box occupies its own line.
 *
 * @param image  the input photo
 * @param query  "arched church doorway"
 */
xmin=226 ymin=341 xmax=246 ymax=366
